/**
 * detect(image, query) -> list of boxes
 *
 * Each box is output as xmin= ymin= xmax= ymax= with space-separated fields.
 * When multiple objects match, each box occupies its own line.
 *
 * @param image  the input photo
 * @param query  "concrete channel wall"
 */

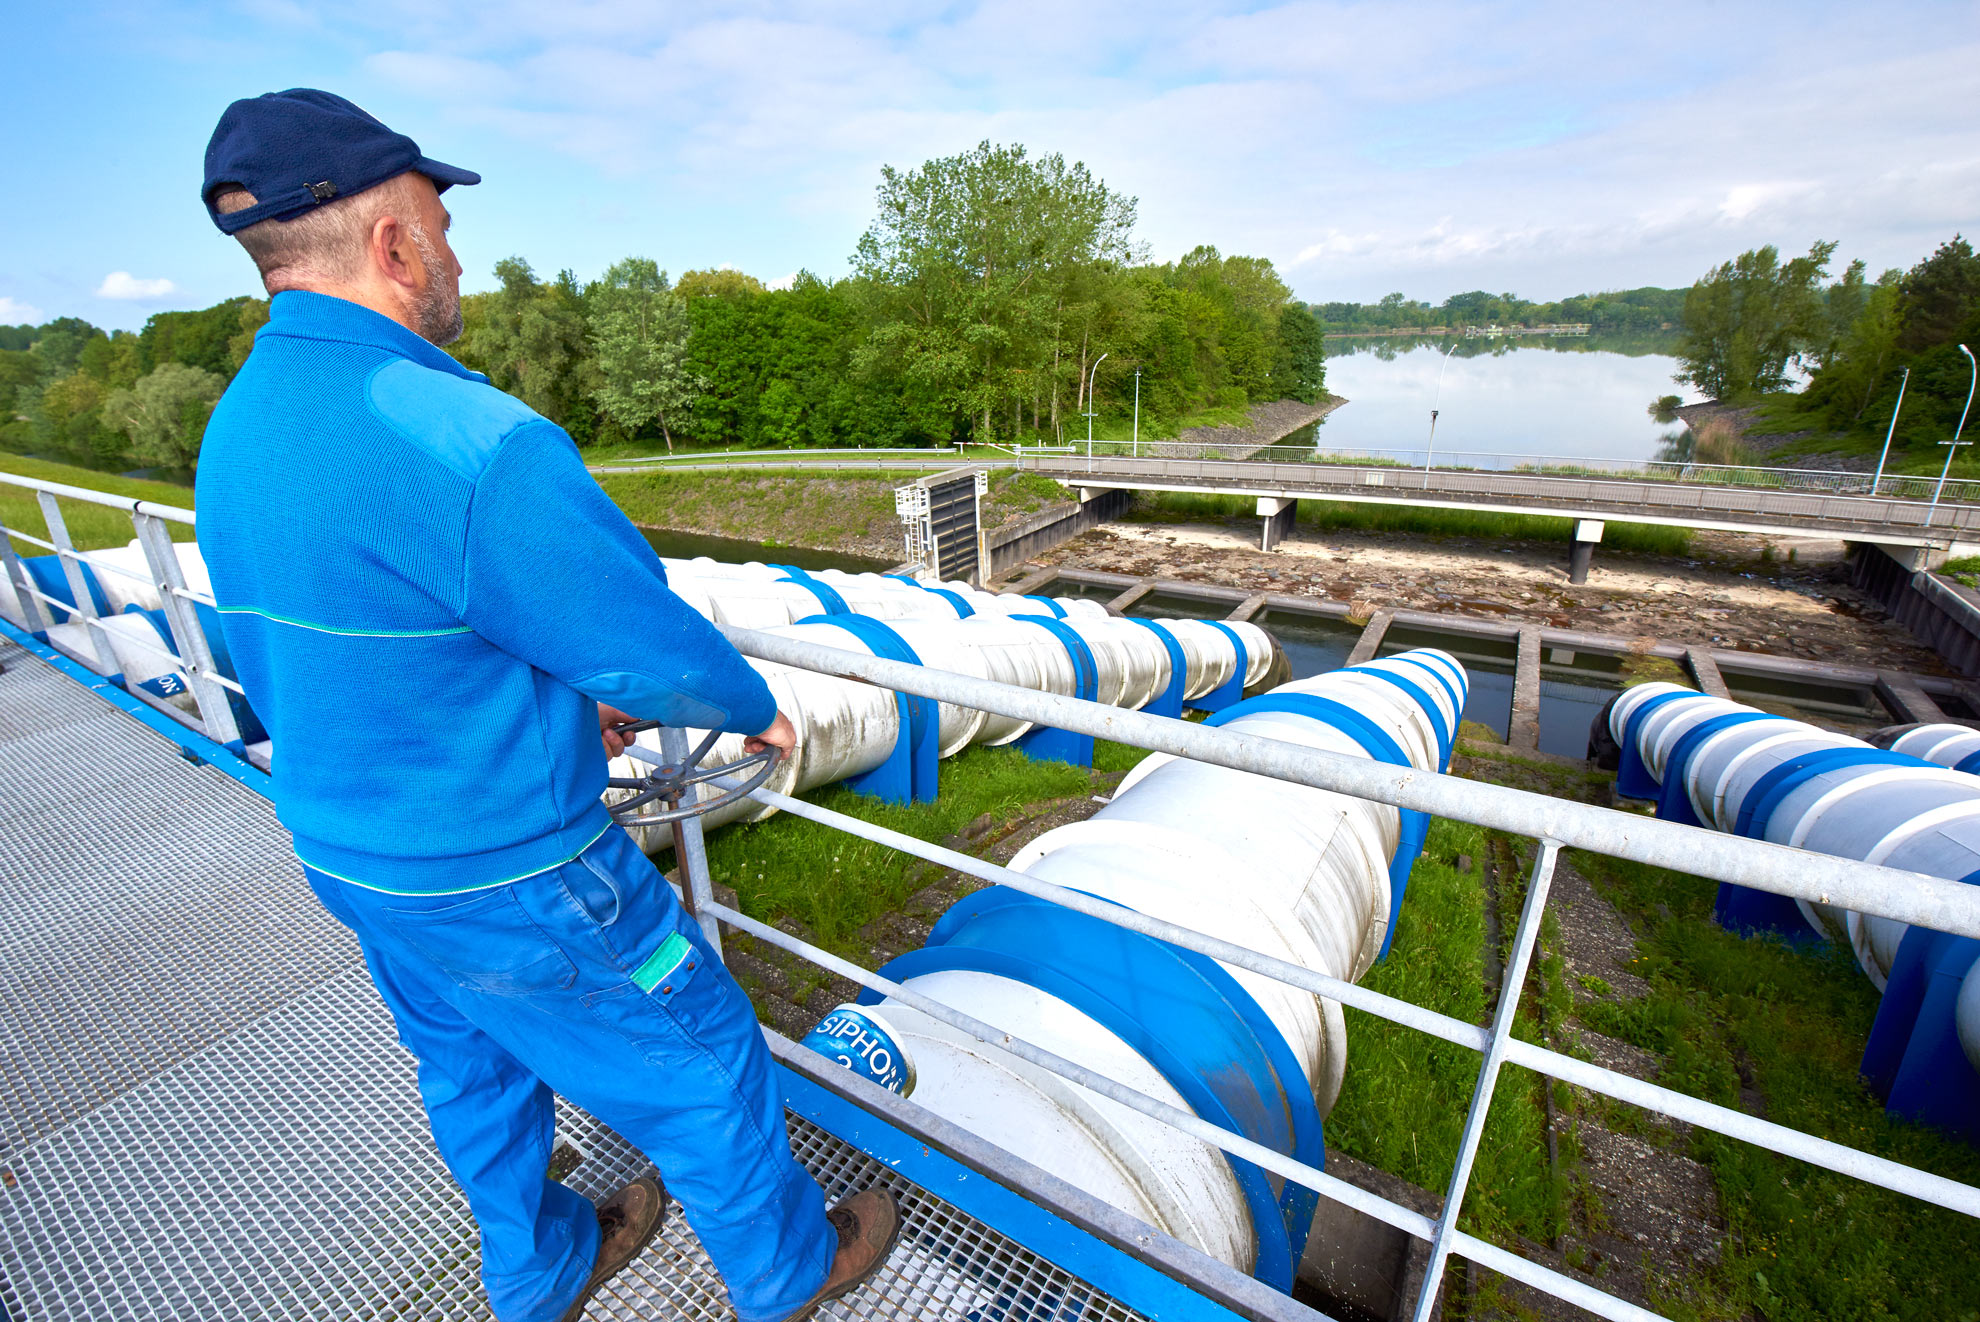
xmin=986 ymin=488 xmax=1136 ymax=576
xmin=1851 ymin=543 xmax=1980 ymax=679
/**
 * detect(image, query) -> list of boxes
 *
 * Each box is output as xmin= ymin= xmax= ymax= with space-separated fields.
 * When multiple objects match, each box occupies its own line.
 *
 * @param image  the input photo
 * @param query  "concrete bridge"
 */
xmin=1028 ymin=452 xmax=1980 ymax=575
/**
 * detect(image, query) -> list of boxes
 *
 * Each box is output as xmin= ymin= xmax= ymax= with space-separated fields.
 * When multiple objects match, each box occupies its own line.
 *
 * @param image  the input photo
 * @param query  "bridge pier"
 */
xmin=1568 ymin=519 xmax=1604 ymax=585
xmin=1258 ymin=496 xmax=1298 ymax=552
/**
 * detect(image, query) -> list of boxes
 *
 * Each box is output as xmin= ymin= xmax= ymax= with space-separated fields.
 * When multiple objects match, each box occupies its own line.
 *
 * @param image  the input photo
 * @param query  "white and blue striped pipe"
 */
xmin=13 ymin=542 xmax=1279 ymax=838
xmin=1610 ymin=683 xmax=1980 ymax=1081
xmin=807 ymin=650 xmax=1467 ymax=1287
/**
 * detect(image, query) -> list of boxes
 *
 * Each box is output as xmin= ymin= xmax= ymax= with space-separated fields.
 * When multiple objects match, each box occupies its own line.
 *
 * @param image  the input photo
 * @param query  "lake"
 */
xmin=1301 ymin=333 xmax=1703 ymax=465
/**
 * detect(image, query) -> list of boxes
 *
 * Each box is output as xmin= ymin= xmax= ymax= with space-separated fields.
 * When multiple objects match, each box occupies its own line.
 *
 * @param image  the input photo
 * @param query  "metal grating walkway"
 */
xmin=0 ymin=643 xmax=1153 ymax=1322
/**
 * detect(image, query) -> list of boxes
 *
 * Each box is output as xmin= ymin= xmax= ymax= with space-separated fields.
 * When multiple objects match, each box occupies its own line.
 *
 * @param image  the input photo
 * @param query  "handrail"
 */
xmin=717 ymin=625 xmax=1980 ymax=939
xmin=0 ymin=470 xmax=199 ymax=524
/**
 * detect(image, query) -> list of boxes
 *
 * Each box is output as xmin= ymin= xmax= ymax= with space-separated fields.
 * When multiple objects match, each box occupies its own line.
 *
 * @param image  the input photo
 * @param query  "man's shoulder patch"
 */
xmin=365 ymin=358 xmax=545 ymax=482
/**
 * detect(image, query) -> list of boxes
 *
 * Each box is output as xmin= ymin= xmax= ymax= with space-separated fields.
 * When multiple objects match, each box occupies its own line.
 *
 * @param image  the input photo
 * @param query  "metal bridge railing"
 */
xmin=0 ymin=472 xmax=247 ymax=749
xmin=9 ymin=468 xmax=1980 ymax=1320
xmin=1017 ymin=448 xmax=1980 ymax=534
xmin=1016 ymin=441 xmax=1980 ymax=509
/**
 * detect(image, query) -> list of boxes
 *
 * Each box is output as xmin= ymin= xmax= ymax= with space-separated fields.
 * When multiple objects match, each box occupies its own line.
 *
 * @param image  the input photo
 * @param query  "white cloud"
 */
xmin=97 ymin=271 xmax=179 ymax=301
xmin=764 ymin=272 xmax=798 ymax=291
xmin=0 ymin=295 xmax=43 ymax=324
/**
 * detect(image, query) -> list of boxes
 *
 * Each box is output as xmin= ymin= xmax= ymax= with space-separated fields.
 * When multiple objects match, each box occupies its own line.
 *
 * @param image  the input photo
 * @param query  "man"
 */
xmin=194 ymin=89 xmax=898 ymax=1322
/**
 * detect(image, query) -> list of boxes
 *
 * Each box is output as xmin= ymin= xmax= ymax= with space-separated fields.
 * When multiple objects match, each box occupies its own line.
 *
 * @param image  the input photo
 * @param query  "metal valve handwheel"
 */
xmin=607 ymin=721 xmax=783 ymax=828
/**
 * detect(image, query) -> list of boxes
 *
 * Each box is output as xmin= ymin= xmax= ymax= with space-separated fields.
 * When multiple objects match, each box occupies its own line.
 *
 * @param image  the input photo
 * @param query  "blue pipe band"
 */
xmin=1012 ymin=614 xmax=1098 ymax=766
xmin=1958 ymin=749 xmax=1980 ymax=776
xmin=1732 ymin=747 xmax=1927 ymax=841
xmin=1342 ymin=666 xmax=1452 ymax=771
xmin=1387 ymin=654 xmax=1465 ymax=738
xmin=795 ymin=613 xmax=940 ymax=803
xmin=772 ymin=564 xmax=849 ymax=616
xmin=886 ymin=573 xmax=975 ymax=617
xmin=1615 ymin=689 xmax=1701 ymax=801
xmin=1207 ymin=693 xmax=1427 ymax=962
xmin=1023 ymin=594 xmax=1067 ymax=619
xmin=1124 ymin=617 xmax=1187 ymax=718
xmin=1192 ymin=621 xmax=1249 ymax=713
xmin=867 ymin=887 xmax=1320 ymax=1289
xmin=21 ymin=554 xmax=112 ymax=625
xmin=1653 ymin=711 xmax=1788 ymax=828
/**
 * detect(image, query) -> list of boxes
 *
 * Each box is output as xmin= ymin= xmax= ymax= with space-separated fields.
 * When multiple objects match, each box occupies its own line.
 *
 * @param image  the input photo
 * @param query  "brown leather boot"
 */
xmin=557 ymin=1176 xmax=668 ymax=1322
xmin=783 ymin=1187 xmax=903 ymax=1320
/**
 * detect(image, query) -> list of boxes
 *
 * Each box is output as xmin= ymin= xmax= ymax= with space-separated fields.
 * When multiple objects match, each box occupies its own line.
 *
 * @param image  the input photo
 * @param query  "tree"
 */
xmin=1673 ymin=241 xmax=1837 ymax=401
xmin=1896 ymin=235 xmax=1980 ymax=353
xmin=138 ymin=297 xmax=258 ymax=377
xmin=676 ymin=268 xmax=766 ymax=301
xmin=456 ymin=258 xmax=596 ymax=433
xmin=100 ymin=363 xmax=225 ymax=471
xmin=586 ymin=258 xmax=700 ymax=452
xmin=1275 ymin=304 xmax=1326 ymax=403
xmin=852 ymin=141 xmax=1139 ymax=444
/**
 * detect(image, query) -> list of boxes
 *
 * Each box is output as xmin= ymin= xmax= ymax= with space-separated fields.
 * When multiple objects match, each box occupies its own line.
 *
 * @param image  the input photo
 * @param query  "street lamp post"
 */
xmin=1132 ymin=370 xmax=1141 ymax=459
xmin=1925 ymin=344 xmax=1977 ymax=528
xmin=1870 ymin=365 xmax=1910 ymax=497
xmin=1424 ymin=338 xmax=1459 ymax=487
xmin=1085 ymin=352 xmax=1109 ymax=471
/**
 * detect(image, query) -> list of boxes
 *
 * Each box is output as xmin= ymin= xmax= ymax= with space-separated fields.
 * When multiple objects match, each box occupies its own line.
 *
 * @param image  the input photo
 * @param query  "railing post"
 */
xmin=0 ymin=510 xmax=53 ymax=633
xmin=1410 ymin=839 xmax=1562 ymax=1322
xmin=660 ymin=723 xmax=724 ymax=958
xmin=131 ymin=512 xmax=244 ymax=749
xmin=35 ymin=491 xmax=122 ymax=676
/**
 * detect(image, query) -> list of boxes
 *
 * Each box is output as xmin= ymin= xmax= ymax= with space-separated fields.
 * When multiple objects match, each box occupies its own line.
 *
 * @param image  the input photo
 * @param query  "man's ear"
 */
xmin=370 ymin=211 xmax=419 ymax=291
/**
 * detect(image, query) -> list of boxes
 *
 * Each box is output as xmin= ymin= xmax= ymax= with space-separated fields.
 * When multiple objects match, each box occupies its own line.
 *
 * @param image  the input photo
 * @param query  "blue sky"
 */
xmin=5 ymin=0 xmax=1978 ymax=331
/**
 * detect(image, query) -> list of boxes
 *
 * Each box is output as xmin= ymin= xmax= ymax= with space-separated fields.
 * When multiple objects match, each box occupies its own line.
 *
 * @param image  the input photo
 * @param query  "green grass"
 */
xmin=1568 ymin=852 xmax=1980 ymax=1321
xmin=1328 ymin=819 xmax=1568 ymax=1252
xmin=1 ymin=451 xmax=198 ymax=556
xmin=1940 ymin=555 xmax=1980 ymax=590
xmin=984 ymin=469 xmax=1069 ymax=523
xmin=701 ymin=739 xmax=1146 ymax=950
xmin=596 ymin=467 xmax=903 ymax=550
xmin=1132 ymin=489 xmax=1694 ymax=555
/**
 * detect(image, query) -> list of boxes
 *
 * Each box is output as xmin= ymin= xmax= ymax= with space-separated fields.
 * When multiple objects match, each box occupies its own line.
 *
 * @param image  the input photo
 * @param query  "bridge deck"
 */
xmin=0 ymin=641 xmax=1169 ymax=1322
xmin=1040 ymin=455 xmax=1980 ymax=545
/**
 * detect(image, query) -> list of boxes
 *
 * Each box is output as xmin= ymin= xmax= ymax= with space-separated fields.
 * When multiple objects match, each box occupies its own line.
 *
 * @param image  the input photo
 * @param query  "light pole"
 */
xmin=1926 ymin=344 xmax=1976 ymax=528
xmin=1085 ymin=352 xmax=1109 ymax=470
xmin=1424 ymin=338 xmax=1459 ymax=487
xmin=1132 ymin=369 xmax=1141 ymax=459
xmin=1871 ymin=366 xmax=1910 ymax=497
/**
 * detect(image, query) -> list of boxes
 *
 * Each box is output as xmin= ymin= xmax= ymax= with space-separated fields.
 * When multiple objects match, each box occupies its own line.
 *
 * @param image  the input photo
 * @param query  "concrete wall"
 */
xmin=987 ymin=488 xmax=1134 ymax=576
xmin=1850 ymin=543 xmax=1980 ymax=677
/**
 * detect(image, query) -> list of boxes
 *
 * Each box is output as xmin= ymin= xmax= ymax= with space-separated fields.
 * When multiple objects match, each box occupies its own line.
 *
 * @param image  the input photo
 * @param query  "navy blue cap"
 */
xmin=203 ymin=88 xmax=479 ymax=234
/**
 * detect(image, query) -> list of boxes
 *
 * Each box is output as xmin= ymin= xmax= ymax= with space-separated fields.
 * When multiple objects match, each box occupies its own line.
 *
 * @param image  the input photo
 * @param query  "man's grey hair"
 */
xmin=213 ymin=173 xmax=426 ymax=293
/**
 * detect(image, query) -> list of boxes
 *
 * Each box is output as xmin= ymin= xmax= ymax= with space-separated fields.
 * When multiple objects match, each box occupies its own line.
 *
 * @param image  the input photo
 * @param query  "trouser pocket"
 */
xmin=382 ymin=887 xmax=580 ymax=996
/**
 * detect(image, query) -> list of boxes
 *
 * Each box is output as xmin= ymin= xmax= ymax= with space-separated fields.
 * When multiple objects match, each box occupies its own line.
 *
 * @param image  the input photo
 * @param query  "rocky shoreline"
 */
xmin=1168 ymin=395 xmax=1345 ymax=455
xmin=1673 ymin=400 xmax=1872 ymax=473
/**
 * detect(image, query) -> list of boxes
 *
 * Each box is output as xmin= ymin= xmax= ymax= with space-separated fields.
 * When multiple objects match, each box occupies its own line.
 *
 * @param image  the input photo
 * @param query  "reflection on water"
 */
xmin=1123 ymin=591 xmax=1232 ymax=621
xmin=639 ymin=527 xmax=894 ymax=573
xmin=1720 ymin=667 xmax=1892 ymax=737
xmin=1306 ymin=333 xmax=1700 ymax=463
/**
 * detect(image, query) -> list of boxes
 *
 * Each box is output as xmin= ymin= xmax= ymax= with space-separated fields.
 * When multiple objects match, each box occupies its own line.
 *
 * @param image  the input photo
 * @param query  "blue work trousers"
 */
xmin=303 ymin=826 xmax=834 ymax=1322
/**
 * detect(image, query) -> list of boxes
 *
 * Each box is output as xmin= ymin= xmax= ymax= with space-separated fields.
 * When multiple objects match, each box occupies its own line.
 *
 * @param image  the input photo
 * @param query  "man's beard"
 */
xmin=406 ymin=220 xmax=464 ymax=346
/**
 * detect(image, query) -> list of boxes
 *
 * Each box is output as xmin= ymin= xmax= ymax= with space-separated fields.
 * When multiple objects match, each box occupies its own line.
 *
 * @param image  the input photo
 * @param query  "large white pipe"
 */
xmin=1612 ymin=684 xmax=1980 ymax=989
xmin=829 ymin=651 xmax=1465 ymax=1281
xmin=1890 ymin=722 xmax=1980 ymax=774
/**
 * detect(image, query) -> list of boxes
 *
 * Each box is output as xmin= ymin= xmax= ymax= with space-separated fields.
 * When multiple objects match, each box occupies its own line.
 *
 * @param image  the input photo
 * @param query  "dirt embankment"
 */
xmin=1170 ymin=396 xmax=1344 ymax=453
xmin=1674 ymin=401 xmax=1871 ymax=473
xmin=1035 ymin=518 xmax=1948 ymax=673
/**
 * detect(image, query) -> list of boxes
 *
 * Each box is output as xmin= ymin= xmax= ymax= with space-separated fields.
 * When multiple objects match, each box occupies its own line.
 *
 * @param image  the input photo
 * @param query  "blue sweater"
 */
xmin=196 ymin=291 xmax=776 ymax=893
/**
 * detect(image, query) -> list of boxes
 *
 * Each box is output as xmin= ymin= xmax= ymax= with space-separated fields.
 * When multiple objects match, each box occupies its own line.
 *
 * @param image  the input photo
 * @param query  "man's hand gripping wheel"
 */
xmin=605 ymin=721 xmax=782 ymax=827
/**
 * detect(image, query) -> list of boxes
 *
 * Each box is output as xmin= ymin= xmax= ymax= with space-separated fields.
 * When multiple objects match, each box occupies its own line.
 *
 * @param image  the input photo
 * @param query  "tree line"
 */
xmin=1312 ymin=286 xmax=1685 ymax=334
xmin=2 ymin=141 xmax=1325 ymax=471
xmin=1671 ymin=235 xmax=1980 ymax=456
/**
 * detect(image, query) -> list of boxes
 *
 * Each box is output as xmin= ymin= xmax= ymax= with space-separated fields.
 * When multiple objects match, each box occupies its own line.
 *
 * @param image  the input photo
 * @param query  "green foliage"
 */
xmin=1674 ymin=241 xmax=1837 ymax=402
xmin=137 ymin=296 xmax=261 ymax=377
xmin=454 ymin=258 xmax=599 ymax=440
xmin=100 ymin=361 xmax=225 ymax=471
xmin=586 ymin=258 xmax=698 ymax=452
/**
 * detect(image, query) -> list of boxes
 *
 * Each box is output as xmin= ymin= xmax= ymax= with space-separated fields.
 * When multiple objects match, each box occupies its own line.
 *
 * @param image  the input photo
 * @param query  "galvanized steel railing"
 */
xmin=8 ymin=468 xmax=1980 ymax=1321
xmin=1019 ymin=440 xmax=1980 ymax=505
